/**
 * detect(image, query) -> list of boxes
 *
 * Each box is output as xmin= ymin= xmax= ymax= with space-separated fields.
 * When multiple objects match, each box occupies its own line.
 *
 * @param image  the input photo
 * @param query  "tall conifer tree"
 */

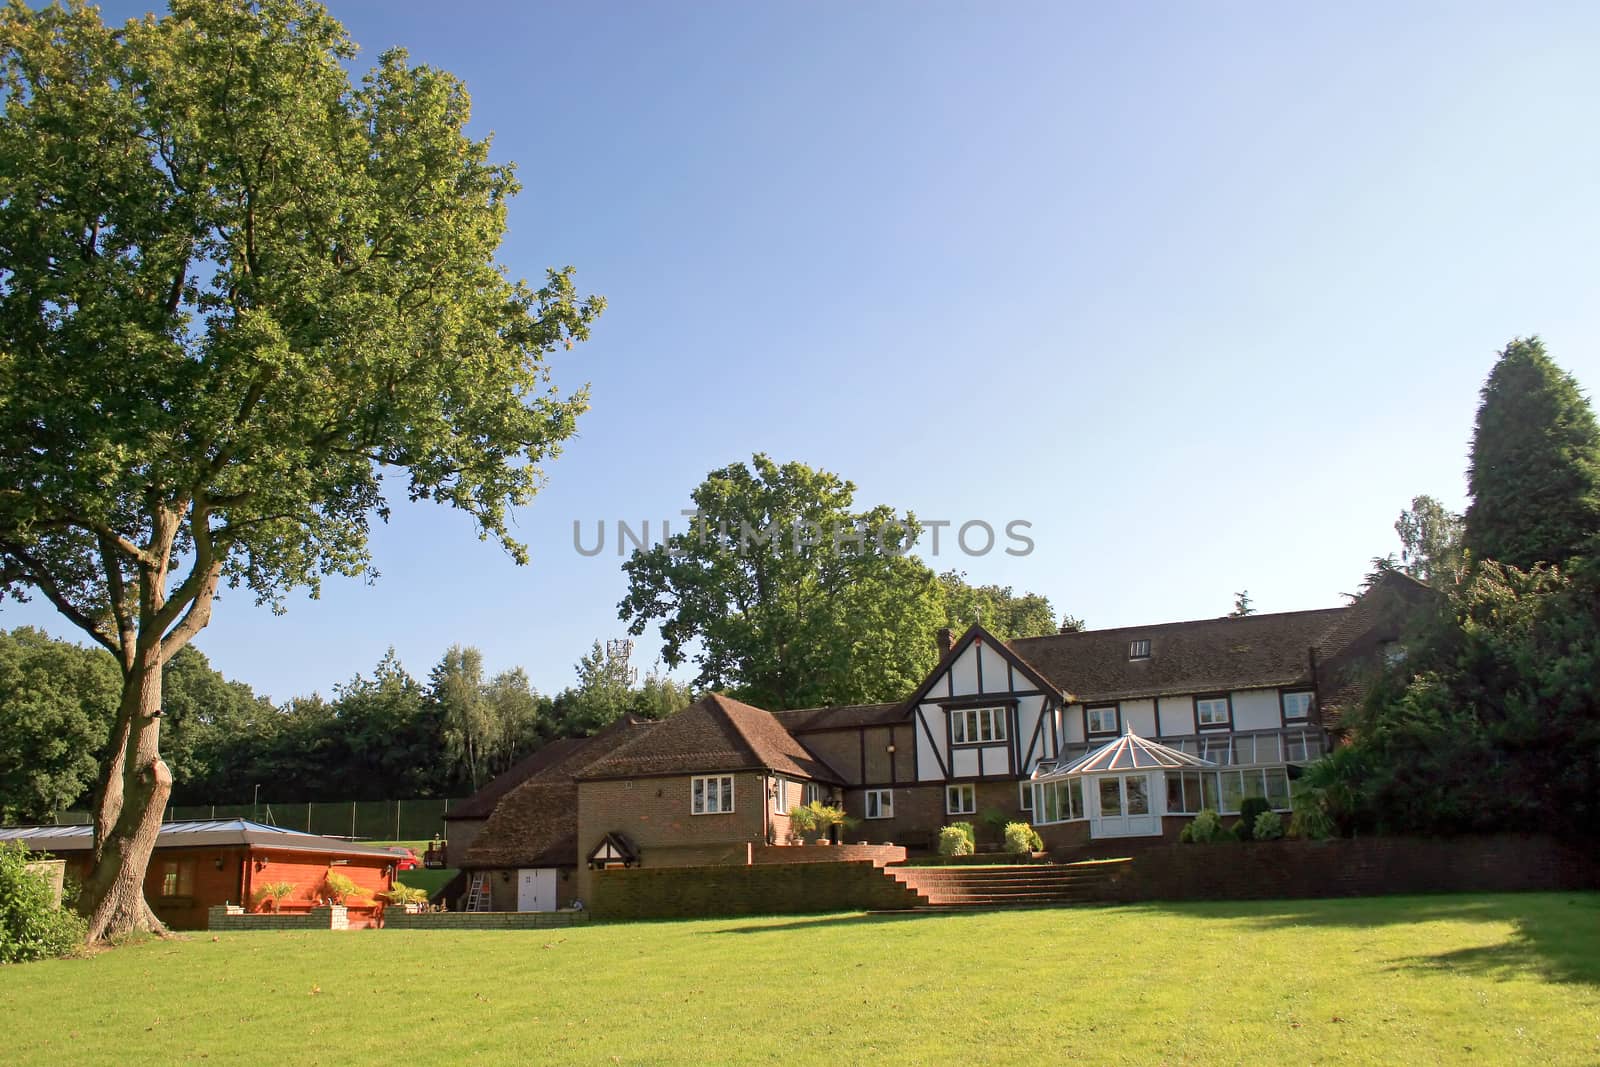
xmin=1464 ymin=338 xmax=1600 ymax=570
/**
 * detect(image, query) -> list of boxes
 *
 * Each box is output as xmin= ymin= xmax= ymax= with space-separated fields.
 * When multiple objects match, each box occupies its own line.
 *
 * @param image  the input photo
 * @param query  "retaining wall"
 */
xmin=589 ymin=860 xmax=921 ymax=920
xmin=1097 ymin=833 xmax=1598 ymax=903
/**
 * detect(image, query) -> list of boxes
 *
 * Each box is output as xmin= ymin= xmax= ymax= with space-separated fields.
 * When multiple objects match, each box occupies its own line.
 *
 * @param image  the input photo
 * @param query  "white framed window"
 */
xmin=803 ymin=781 xmax=826 ymax=805
xmin=1196 ymin=697 xmax=1231 ymax=728
xmin=1035 ymin=779 xmax=1085 ymax=824
xmin=1281 ymin=690 xmax=1314 ymax=721
xmin=864 ymin=789 xmax=893 ymax=819
xmin=945 ymin=783 xmax=977 ymax=814
xmin=1018 ymin=781 xmax=1033 ymax=811
xmin=772 ymin=777 xmax=787 ymax=814
xmin=691 ymin=775 xmax=734 ymax=815
xmin=1086 ymin=705 xmax=1118 ymax=735
xmin=1128 ymin=639 xmax=1151 ymax=660
xmin=950 ymin=706 xmax=1008 ymax=745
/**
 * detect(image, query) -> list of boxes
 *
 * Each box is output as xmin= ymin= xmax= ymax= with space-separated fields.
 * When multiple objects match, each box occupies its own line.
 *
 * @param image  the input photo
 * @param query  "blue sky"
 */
xmin=11 ymin=2 xmax=1600 ymax=701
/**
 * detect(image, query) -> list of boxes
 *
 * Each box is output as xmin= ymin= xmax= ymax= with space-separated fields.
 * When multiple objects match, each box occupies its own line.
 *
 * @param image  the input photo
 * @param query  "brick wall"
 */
xmin=1096 ymin=834 xmax=1599 ymax=903
xmin=207 ymin=905 xmax=350 ymax=931
xmin=750 ymin=843 xmax=906 ymax=866
xmin=576 ymin=773 xmax=774 ymax=901
xmin=589 ymin=860 xmax=923 ymax=920
xmin=244 ymin=851 xmax=392 ymax=929
xmin=382 ymin=910 xmax=590 ymax=930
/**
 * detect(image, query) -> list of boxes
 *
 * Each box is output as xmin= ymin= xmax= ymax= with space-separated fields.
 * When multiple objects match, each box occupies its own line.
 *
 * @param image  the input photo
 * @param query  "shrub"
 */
xmin=947 ymin=822 xmax=975 ymax=850
xmin=979 ymin=806 xmax=1011 ymax=838
xmin=1002 ymin=822 xmax=1043 ymax=855
xmin=938 ymin=825 xmax=975 ymax=857
xmin=1236 ymin=797 xmax=1273 ymax=841
xmin=0 ymin=842 xmax=85 ymax=962
xmin=378 ymin=883 xmax=429 ymax=905
xmin=321 ymin=871 xmax=363 ymax=904
xmin=250 ymin=880 xmax=298 ymax=912
xmin=1253 ymin=811 xmax=1285 ymax=841
xmin=1288 ymin=783 xmax=1335 ymax=840
xmin=787 ymin=801 xmax=851 ymax=842
xmin=1188 ymin=809 xmax=1223 ymax=843
xmin=1178 ymin=824 xmax=1194 ymax=844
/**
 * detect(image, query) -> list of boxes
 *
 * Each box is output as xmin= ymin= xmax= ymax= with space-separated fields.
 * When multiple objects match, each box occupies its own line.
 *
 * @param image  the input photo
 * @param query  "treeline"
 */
xmin=0 ymin=633 xmax=691 ymax=821
xmin=1306 ymin=337 xmax=1600 ymax=841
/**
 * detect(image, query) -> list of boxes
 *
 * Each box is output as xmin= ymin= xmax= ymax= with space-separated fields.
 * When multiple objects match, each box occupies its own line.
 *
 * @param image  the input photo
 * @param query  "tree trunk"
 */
xmin=80 ymin=649 xmax=172 ymax=942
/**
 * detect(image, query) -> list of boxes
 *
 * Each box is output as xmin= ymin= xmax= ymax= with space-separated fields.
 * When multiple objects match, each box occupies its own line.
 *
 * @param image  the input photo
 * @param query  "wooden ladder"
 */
xmin=463 ymin=871 xmax=492 ymax=912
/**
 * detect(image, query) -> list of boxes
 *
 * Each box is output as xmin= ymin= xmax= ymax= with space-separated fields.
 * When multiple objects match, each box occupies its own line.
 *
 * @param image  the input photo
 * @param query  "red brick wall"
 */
xmin=589 ymin=860 xmax=924 ymax=920
xmin=750 ymin=843 xmax=906 ymax=866
xmin=839 ymin=780 xmax=1032 ymax=850
xmin=576 ymin=773 xmax=773 ymax=902
xmin=1095 ymin=834 xmax=1599 ymax=902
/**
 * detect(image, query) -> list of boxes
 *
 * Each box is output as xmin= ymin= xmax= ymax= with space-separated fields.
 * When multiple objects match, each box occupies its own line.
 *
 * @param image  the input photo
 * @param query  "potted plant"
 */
xmin=787 ymin=800 xmax=853 ymax=844
xmin=250 ymin=880 xmax=298 ymax=913
xmin=321 ymin=870 xmax=365 ymax=906
xmin=377 ymin=883 xmax=430 ymax=913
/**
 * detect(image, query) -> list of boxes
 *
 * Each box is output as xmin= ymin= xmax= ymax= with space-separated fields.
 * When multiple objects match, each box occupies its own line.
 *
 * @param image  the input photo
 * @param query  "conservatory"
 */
xmin=1030 ymin=728 xmax=1223 ymax=839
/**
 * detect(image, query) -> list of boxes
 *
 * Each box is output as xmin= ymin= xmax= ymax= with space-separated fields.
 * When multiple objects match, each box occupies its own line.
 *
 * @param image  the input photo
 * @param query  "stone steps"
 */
xmin=885 ymin=861 xmax=1124 ymax=909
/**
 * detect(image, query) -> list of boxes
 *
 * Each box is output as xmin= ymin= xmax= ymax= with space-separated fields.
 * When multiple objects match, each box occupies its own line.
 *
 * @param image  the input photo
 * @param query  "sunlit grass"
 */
xmin=4 ymin=893 xmax=1598 ymax=1065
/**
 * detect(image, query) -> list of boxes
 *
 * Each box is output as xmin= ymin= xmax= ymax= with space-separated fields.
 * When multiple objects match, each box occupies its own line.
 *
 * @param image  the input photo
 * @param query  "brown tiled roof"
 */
xmin=460 ymin=781 xmax=578 ymax=868
xmin=444 ymin=737 xmax=591 ymax=820
xmin=770 ymin=702 xmax=903 ymax=732
xmin=460 ymin=715 xmax=658 ymax=869
xmin=1007 ymin=608 xmax=1349 ymax=704
xmin=577 ymin=694 xmax=845 ymax=784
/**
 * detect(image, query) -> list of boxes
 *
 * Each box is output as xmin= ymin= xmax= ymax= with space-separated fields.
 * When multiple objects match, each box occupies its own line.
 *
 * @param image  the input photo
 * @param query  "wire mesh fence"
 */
xmin=46 ymin=798 xmax=465 ymax=842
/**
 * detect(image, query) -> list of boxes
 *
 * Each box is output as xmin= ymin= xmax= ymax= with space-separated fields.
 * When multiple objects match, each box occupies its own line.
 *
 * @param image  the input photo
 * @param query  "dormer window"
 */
xmin=1128 ymin=639 xmax=1151 ymax=660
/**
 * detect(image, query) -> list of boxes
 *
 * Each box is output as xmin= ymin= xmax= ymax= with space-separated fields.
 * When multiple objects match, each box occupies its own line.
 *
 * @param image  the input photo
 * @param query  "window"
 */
xmin=1086 ymin=706 xmax=1118 ymax=735
xmin=946 ymin=783 xmax=977 ymax=814
xmin=691 ymin=775 xmax=734 ymax=814
xmin=1282 ymin=690 xmax=1314 ymax=721
xmin=1284 ymin=728 xmax=1325 ymax=762
xmin=1018 ymin=781 xmax=1033 ymax=811
xmin=1383 ymin=641 xmax=1408 ymax=667
xmin=864 ymin=789 xmax=894 ymax=819
xmin=159 ymin=861 xmax=194 ymax=898
xmin=772 ymin=777 xmax=787 ymax=814
xmin=1199 ymin=735 xmax=1232 ymax=765
xmin=1196 ymin=697 xmax=1231 ymax=728
xmin=1034 ymin=779 xmax=1085 ymax=824
xmin=1209 ymin=768 xmax=1293 ymax=812
xmin=1128 ymin=638 xmax=1151 ymax=660
xmin=1164 ymin=770 xmax=1210 ymax=814
xmin=803 ymin=782 xmax=826 ymax=805
xmin=951 ymin=706 xmax=1007 ymax=744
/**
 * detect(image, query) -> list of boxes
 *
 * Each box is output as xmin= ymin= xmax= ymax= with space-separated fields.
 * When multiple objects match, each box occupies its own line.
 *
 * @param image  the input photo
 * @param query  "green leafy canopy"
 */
xmin=0 ymin=0 xmax=602 ymax=666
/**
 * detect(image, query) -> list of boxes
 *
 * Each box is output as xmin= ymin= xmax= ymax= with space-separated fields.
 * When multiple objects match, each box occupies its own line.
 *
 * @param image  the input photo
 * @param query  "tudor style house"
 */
xmin=454 ymin=571 xmax=1426 ymax=910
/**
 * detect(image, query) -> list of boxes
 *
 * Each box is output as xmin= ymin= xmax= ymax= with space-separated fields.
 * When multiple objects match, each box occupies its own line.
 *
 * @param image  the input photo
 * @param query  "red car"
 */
xmin=383 ymin=846 xmax=422 ymax=871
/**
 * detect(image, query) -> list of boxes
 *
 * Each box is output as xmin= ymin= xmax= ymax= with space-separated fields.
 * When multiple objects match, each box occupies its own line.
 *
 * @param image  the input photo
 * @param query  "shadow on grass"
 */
xmin=1131 ymin=892 xmax=1600 ymax=988
xmin=713 ymin=911 xmax=952 ymax=935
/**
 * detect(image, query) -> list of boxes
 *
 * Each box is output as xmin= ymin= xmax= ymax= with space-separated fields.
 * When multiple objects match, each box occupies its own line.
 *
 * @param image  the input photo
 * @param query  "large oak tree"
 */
xmin=0 ymin=0 xmax=599 ymax=939
xmin=619 ymin=455 xmax=1058 ymax=709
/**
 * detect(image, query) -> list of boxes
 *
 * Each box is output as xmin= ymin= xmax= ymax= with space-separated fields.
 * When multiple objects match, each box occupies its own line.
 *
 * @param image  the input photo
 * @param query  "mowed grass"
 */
xmin=4 ymin=893 xmax=1599 ymax=1065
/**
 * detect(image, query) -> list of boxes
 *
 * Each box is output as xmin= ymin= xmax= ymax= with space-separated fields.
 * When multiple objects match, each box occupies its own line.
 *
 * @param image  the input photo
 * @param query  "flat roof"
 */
xmin=0 ymin=818 xmax=399 ymax=859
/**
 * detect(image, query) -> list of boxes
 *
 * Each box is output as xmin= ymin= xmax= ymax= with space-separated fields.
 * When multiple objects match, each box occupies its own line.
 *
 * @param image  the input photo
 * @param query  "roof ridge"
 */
xmin=1009 ymin=606 xmax=1349 ymax=643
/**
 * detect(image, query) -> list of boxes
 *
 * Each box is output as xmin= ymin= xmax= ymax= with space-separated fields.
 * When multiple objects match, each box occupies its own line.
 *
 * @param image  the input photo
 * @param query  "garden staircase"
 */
xmin=885 ymin=860 xmax=1125 ymax=909
xmin=463 ymin=871 xmax=492 ymax=912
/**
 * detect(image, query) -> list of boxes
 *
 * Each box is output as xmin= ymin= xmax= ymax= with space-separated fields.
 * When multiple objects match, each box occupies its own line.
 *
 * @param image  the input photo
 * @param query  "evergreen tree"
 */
xmin=1464 ymin=337 xmax=1600 ymax=570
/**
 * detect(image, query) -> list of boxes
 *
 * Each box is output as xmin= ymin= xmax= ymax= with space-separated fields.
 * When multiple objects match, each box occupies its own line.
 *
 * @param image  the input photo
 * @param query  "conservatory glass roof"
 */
xmin=1034 ymin=728 xmax=1213 ymax=780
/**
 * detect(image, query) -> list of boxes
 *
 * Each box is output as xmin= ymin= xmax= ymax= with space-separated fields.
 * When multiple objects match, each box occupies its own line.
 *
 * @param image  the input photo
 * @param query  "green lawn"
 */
xmin=5 ymin=893 xmax=1599 ymax=1065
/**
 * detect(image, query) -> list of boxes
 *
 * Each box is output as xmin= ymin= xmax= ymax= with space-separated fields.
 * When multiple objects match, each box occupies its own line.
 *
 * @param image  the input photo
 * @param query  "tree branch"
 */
xmin=0 ymin=540 xmax=119 ymax=655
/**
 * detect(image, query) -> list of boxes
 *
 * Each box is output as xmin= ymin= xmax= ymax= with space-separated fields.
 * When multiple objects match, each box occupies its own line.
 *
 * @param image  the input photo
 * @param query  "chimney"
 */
xmin=936 ymin=628 xmax=955 ymax=656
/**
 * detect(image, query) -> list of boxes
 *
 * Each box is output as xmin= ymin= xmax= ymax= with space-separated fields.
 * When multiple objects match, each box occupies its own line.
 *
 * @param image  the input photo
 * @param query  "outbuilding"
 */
xmin=0 ymin=819 xmax=397 ymax=929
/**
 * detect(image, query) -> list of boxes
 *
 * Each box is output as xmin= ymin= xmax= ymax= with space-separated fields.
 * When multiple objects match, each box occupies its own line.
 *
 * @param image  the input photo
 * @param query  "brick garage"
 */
xmin=1093 ymin=833 xmax=1599 ymax=902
